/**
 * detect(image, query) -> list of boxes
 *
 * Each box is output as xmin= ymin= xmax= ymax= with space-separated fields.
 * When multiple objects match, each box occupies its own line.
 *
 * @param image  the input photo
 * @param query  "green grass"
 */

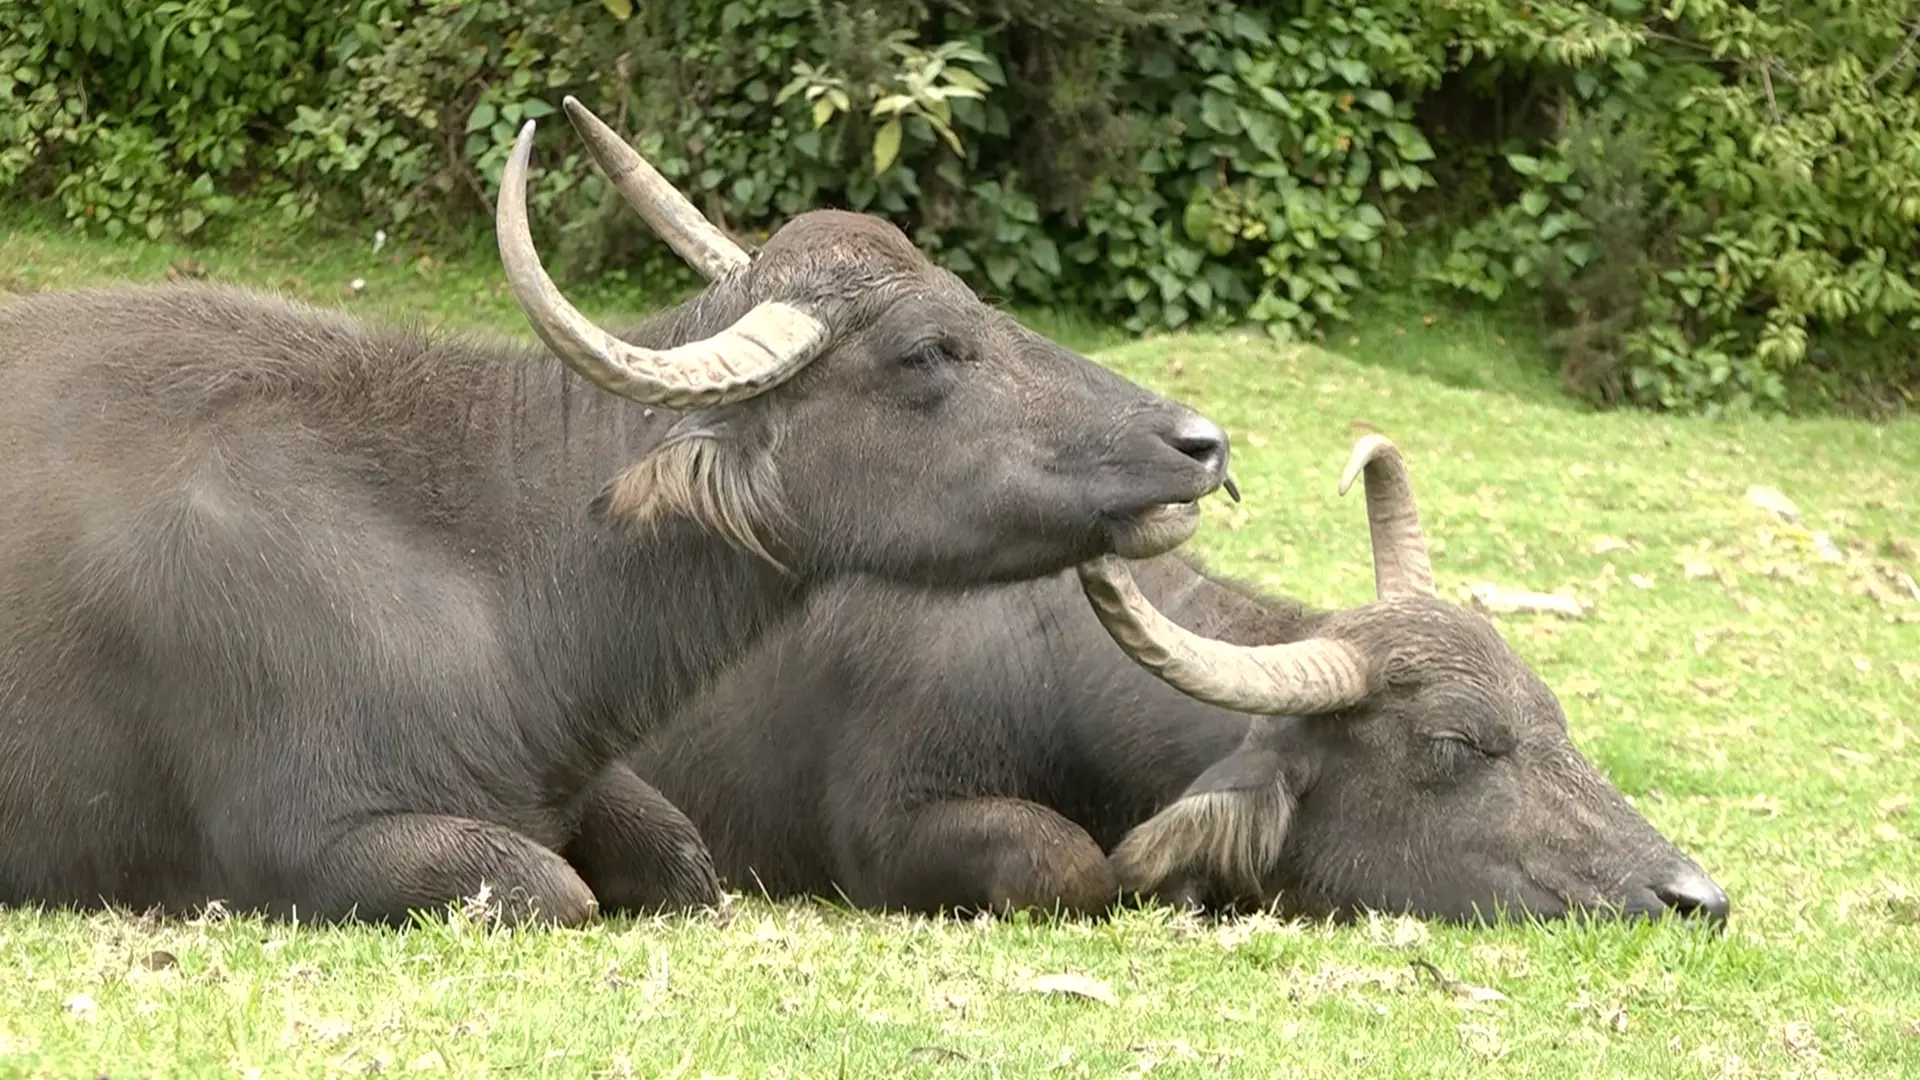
xmin=2 ymin=211 xmax=1918 ymax=1079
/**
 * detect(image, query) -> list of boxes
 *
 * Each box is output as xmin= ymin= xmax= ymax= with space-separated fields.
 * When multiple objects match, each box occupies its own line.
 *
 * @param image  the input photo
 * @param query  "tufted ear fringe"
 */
xmin=595 ymin=433 xmax=793 ymax=572
xmin=1107 ymin=781 xmax=1294 ymax=909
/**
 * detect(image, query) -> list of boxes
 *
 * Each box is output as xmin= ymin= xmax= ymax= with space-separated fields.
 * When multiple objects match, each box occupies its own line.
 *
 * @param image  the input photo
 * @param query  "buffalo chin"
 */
xmin=1106 ymin=502 xmax=1201 ymax=559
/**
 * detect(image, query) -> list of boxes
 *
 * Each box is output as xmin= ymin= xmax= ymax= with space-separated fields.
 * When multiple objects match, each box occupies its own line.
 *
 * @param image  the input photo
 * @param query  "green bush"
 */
xmin=0 ymin=0 xmax=335 ymax=238
xmin=2 ymin=0 xmax=1915 ymax=414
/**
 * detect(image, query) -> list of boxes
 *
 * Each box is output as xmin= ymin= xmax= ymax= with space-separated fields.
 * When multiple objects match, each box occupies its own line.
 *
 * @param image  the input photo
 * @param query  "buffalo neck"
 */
xmin=482 ymin=298 xmax=807 ymax=801
xmin=512 ymin=505 xmax=802 ymax=801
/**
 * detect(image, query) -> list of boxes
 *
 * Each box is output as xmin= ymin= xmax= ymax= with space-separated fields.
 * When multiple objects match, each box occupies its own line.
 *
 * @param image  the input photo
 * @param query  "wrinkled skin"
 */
xmin=627 ymin=553 xmax=1729 ymax=925
xmin=0 ymin=195 xmax=1227 ymax=922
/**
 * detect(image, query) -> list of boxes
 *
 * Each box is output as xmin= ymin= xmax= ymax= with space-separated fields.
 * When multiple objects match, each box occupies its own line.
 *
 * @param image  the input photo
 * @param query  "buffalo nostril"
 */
xmin=1166 ymin=414 xmax=1230 ymax=478
xmin=1654 ymin=869 xmax=1731 ymax=924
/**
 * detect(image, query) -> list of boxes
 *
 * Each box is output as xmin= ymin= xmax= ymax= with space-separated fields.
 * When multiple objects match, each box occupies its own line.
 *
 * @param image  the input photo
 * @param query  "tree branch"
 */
xmin=1868 ymin=21 xmax=1920 ymax=91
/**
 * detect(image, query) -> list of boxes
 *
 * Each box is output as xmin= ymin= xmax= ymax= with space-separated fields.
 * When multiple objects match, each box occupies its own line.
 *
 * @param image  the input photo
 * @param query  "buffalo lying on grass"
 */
xmin=0 ymin=99 xmax=1234 ymax=926
xmin=630 ymin=435 xmax=1730 ymax=925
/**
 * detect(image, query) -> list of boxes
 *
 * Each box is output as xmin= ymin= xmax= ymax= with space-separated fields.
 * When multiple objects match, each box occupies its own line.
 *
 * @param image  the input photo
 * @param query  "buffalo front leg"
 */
xmin=299 ymin=813 xmax=598 ymax=927
xmin=869 ymin=797 xmax=1118 ymax=917
xmin=564 ymin=762 xmax=721 ymax=914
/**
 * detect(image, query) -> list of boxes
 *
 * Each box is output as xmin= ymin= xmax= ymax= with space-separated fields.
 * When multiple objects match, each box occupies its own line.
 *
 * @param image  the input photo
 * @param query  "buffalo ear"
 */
xmin=588 ymin=413 xmax=792 ymax=568
xmin=1107 ymin=717 xmax=1301 ymax=911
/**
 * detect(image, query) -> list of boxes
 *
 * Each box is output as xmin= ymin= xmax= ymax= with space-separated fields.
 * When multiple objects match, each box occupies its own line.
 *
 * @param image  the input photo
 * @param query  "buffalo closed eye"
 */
xmin=1428 ymin=731 xmax=1494 ymax=768
xmin=899 ymin=343 xmax=953 ymax=369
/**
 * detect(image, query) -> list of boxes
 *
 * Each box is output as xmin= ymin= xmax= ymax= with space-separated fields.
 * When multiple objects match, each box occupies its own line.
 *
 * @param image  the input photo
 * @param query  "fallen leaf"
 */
xmin=1468 ymin=944 xmax=1532 ymax=979
xmin=1563 ymin=671 xmax=1601 ymax=699
xmin=1746 ymin=486 xmax=1801 ymax=523
xmin=143 ymin=950 xmax=178 ymax=971
xmin=1591 ymin=536 xmax=1632 ymax=555
xmin=1879 ymin=794 xmax=1911 ymax=818
xmin=1690 ymin=677 xmax=1733 ymax=699
xmin=1890 ymin=537 xmax=1920 ymax=563
xmin=1459 ymin=1021 xmax=1508 ymax=1060
xmin=1629 ymin=573 xmax=1655 ymax=589
xmin=1812 ymin=531 xmax=1845 ymax=564
xmin=409 ymin=1051 xmax=447 ymax=1072
xmin=1880 ymin=565 xmax=1920 ymax=601
xmin=1875 ymin=824 xmax=1905 ymax=843
xmin=63 ymin=994 xmax=97 ymax=1020
xmin=166 ymin=257 xmax=207 ymax=282
xmin=1833 ymin=747 xmax=1876 ymax=765
xmin=1365 ymin=914 xmax=1430 ymax=949
xmin=1468 ymin=584 xmax=1587 ymax=619
xmin=1778 ymin=1020 xmax=1819 ymax=1057
xmin=1021 ymin=972 xmax=1117 ymax=1006
xmin=1411 ymin=959 xmax=1508 ymax=1003
xmin=1888 ymin=886 xmax=1920 ymax=925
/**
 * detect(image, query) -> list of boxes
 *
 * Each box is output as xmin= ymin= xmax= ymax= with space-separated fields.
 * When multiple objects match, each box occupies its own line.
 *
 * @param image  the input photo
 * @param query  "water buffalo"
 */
xmin=629 ymin=435 xmax=1730 ymax=925
xmin=0 ymin=99 xmax=1233 ymax=927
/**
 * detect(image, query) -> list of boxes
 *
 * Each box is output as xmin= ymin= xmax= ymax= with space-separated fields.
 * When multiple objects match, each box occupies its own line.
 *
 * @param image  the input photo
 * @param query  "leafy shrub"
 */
xmin=1416 ymin=0 xmax=1920 ymax=413
xmin=0 ymin=0 xmax=334 ymax=239
xmin=2 ymin=0 xmax=1915 ymax=414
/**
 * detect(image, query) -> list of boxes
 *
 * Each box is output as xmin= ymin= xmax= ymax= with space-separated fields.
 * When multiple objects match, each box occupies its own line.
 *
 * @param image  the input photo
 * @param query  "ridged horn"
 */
xmin=1337 ymin=434 xmax=1436 ymax=600
xmin=1075 ymin=557 xmax=1371 ymax=717
xmin=1076 ymin=432 xmax=1440 ymax=716
xmin=561 ymin=96 xmax=750 ymax=283
xmin=495 ymin=117 xmax=827 ymax=409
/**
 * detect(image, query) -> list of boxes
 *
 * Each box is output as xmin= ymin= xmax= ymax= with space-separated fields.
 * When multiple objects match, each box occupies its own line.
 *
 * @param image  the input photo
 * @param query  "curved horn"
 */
xmin=1076 ymin=432 xmax=1440 ymax=716
xmin=561 ymin=97 xmax=750 ymax=283
xmin=1337 ymin=434 xmax=1436 ymax=600
xmin=1075 ymin=556 xmax=1370 ymax=717
xmin=495 ymin=119 xmax=828 ymax=409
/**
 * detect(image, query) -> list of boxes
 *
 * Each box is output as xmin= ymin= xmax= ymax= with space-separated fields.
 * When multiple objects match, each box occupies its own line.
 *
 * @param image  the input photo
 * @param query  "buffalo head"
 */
xmin=496 ymin=99 xmax=1230 ymax=585
xmin=1085 ymin=436 xmax=1730 ymax=925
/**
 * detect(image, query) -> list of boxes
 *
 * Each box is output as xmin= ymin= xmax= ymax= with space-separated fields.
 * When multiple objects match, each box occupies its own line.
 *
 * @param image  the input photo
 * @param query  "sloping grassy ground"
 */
xmin=1 ymin=211 xmax=1916 ymax=1079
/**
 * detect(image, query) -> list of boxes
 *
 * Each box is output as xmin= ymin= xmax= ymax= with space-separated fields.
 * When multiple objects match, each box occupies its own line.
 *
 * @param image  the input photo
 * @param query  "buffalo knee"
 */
xmin=565 ymin=763 xmax=721 ymax=914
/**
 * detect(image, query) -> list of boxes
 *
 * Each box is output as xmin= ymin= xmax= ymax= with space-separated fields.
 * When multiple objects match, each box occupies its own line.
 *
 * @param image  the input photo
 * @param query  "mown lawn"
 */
xmin=1 ymin=212 xmax=1917 ymax=1079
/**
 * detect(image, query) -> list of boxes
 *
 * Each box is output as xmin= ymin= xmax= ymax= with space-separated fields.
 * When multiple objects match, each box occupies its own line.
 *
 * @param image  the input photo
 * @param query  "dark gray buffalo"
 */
xmin=630 ymin=435 xmax=1730 ymax=925
xmin=0 ymin=99 xmax=1234 ymax=926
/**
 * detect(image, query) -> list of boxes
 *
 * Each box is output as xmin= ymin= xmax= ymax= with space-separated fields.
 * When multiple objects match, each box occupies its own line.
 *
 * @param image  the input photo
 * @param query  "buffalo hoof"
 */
xmin=585 ymin=835 xmax=723 ymax=915
xmin=482 ymin=874 xmax=602 ymax=928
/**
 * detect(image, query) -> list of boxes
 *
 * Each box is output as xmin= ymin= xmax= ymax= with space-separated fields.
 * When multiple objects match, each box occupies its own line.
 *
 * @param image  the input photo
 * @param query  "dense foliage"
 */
xmin=4 ymin=0 xmax=1915 ymax=413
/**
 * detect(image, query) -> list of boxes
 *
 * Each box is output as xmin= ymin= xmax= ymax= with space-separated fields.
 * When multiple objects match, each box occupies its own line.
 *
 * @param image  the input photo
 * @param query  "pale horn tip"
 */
xmin=1338 ymin=432 xmax=1400 ymax=497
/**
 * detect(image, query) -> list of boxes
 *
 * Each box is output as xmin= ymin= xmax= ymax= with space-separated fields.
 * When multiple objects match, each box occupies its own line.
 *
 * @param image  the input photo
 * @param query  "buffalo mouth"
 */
xmin=1105 ymin=500 xmax=1203 ymax=559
